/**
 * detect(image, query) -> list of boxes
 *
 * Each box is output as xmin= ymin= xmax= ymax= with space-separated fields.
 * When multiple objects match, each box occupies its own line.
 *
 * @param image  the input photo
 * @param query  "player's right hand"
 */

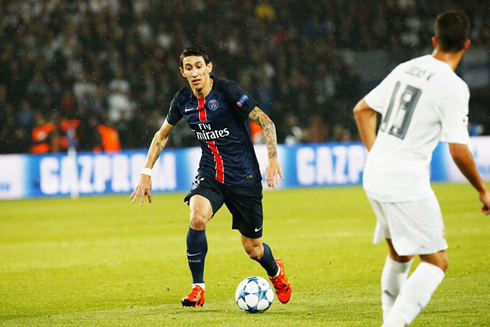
xmin=130 ymin=175 xmax=152 ymax=207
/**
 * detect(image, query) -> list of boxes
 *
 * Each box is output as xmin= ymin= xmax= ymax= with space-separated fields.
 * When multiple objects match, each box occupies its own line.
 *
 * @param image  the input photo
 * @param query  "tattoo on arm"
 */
xmin=249 ymin=108 xmax=278 ymax=158
xmin=151 ymin=141 xmax=165 ymax=166
xmin=156 ymin=142 xmax=164 ymax=153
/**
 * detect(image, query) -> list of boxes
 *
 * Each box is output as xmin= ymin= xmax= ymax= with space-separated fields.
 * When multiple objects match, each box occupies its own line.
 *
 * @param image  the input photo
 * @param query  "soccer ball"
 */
xmin=235 ymin=276 xmax=274 ymax=313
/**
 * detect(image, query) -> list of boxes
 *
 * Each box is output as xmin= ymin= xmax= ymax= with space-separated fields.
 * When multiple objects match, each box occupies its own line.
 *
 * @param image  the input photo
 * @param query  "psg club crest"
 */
xmin=208 ymin=99 xmax=219 ymax=111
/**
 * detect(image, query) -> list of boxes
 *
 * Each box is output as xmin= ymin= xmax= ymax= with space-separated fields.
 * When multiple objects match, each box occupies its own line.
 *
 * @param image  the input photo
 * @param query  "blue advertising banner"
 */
xmin=281 ymin=142 xmax=367 ymax=188
xmin=1 ymin=137 xmax=489 ymax=200
xmin=24 ymin=148 xmax=201 ymax=197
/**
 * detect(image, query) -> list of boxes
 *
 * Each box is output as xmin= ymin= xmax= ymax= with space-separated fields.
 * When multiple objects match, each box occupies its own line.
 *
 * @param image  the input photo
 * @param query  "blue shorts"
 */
xmin=184 ymin=174 xmax=264 ymax=239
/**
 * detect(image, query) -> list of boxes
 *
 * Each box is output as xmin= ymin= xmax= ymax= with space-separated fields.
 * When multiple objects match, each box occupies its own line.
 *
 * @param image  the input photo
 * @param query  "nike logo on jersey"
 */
xmin=187 ymin=252 xmax=202 ymax=257
xmin=185 ymin=107 xmax=195 ymax=112
xmin=255 ymin=226 xmax=262 ymax=232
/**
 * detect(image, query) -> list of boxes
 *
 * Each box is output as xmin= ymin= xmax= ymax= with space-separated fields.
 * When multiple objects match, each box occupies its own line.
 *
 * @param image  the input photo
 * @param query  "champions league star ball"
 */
xmin=235 ymin=276 xmax=274 ymax=313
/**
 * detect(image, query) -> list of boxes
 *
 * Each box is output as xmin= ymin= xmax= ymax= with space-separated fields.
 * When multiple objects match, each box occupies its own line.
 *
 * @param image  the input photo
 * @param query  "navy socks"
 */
xmin=186 ymin=227 xmax=208 ymax=284
xmin=186 ymin=228 xmax=278 ymax=282
xmin=257 ymin=243 xmax=279 ymax=277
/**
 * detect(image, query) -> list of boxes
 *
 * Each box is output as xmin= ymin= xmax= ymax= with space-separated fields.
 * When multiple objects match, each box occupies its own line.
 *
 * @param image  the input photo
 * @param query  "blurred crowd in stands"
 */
xmin=1 ymin=0 xmax=489 ymax=154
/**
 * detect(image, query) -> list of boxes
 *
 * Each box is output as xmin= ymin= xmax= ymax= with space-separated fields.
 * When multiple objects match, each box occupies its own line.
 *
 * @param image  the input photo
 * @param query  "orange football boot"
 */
xmin=269 ymin=258 xmax=291 ymax=303
xmin=181 ymin=285 xmax=205 ymax=307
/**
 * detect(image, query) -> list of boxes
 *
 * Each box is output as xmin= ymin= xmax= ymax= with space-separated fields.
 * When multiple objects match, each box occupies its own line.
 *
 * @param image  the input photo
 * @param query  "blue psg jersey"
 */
xmin=166 ymin=75 xmax=261 ymax=186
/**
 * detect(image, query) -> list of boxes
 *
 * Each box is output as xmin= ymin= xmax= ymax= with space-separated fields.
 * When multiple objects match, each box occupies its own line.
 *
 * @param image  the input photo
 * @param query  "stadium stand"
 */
xmin=0 ymin=0 xmax=488 ymax=154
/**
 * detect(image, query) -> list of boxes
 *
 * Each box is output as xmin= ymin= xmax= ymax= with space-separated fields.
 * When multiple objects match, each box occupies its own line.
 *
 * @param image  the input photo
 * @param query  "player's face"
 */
xmin=180 ymin=56 xmax=213 ymax=92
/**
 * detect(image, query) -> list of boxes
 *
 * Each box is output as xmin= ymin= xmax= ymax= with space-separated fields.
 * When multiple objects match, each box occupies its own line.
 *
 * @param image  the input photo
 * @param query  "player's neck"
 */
xmin=431 ymin=49 xmax=465 ymax=71
xmin=192 ymin=76 xmax=214 ymax=99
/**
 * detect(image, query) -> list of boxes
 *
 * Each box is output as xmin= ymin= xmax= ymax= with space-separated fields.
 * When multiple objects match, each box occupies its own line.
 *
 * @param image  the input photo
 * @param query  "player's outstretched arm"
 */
xmin=248 ymin=107 xmax=284 ymax=189
xmin=353 ymin=98 xmax=377 ymax=151
xmin=449 ymin=143 xmax=490 ymax=214
xmin=130 ymin=120 xmax=175 ymax=206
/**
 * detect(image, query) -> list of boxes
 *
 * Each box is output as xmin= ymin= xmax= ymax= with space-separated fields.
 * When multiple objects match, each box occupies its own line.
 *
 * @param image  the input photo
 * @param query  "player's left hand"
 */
xmin=265 ymin=158 xmax=284 ymax=189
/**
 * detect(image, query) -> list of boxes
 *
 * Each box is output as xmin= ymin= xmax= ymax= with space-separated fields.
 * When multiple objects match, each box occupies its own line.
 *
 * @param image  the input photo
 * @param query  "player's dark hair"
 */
xmin=179 ymin=45 xmax=210 ymax=67
xmin=434 ymin=10 xmax=470 ymax=52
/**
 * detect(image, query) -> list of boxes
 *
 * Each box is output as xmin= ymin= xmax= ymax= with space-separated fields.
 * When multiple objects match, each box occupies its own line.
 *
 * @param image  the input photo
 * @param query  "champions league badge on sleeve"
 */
xmin=237 ymin=94 xmax=249 ymax=107
xmin=208 ymin=99 xmax=219 ymax=111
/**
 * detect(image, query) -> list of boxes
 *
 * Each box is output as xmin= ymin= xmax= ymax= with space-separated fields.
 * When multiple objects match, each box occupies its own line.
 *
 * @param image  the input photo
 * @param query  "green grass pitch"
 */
xmin=1 ymin=183 xmax=489 ymax=326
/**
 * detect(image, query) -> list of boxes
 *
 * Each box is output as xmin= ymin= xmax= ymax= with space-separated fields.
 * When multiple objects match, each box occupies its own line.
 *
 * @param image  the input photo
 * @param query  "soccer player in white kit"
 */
xmin=353 ymin=10 xmax=490 ymax=327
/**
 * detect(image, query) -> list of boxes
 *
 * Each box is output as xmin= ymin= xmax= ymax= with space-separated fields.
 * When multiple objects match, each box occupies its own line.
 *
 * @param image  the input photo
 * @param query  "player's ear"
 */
xmin=463 ymin=39 xmax=471 ymax=50
xmin=207 ymin=62 xmax=213 ymax=74
xmin=431 ymin=36 xmax=438 ymax=48
xmin=179 ymin=67 xmax=186 ymax=78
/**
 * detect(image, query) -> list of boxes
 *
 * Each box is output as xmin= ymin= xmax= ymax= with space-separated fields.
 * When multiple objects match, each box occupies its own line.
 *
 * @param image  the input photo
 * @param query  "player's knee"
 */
xmin=391 ymin=253 xmax=414 ymax=263
xmin=428 ymin=257 xmax=448 ymax=273
xmin=420 ymin=251 xmax=449 ymax=273
xmin=189 ymin=211 xmax=208 ymax=230
xmin=440 ymin=254 xmax=449 ymax=273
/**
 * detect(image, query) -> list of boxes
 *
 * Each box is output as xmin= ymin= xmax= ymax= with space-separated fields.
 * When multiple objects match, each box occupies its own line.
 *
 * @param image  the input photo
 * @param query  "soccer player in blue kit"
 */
xmin=130 ymin=46 xmax=291 ymax=307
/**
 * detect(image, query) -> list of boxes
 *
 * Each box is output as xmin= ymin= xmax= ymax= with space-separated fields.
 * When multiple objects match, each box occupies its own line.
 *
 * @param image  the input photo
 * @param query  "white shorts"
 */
xmin=368 ymin=193 xmax=448 ymax=256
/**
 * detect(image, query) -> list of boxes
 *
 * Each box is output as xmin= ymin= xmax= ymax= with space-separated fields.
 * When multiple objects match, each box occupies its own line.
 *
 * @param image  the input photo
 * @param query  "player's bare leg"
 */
xmin=241 ymin=235 xmax=264 ymax=261
xmin=386 ymin=239 xmax=414 ymax=263
xmin=189 ymin=195 xmax=213 ymax=231
xmin=182 ymin=195 xmax=213 ymax=307
xmin=242 ymin=236 xmax=291 ymax=304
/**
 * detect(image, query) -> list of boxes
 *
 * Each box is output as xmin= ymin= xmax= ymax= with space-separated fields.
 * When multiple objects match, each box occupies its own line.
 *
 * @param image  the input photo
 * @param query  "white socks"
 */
xmin=381 ymin=256 xmax=413 ymax=321
xmin=383 ymin=262 xmax=445 ymax=326
xmin=193 ymin=283 xmax=205 ymax=291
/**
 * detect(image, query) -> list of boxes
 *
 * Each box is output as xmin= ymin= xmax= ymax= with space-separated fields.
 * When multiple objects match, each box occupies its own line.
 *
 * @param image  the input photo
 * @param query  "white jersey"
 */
xmin=363 ymin=55 xmax=470 ymax=202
